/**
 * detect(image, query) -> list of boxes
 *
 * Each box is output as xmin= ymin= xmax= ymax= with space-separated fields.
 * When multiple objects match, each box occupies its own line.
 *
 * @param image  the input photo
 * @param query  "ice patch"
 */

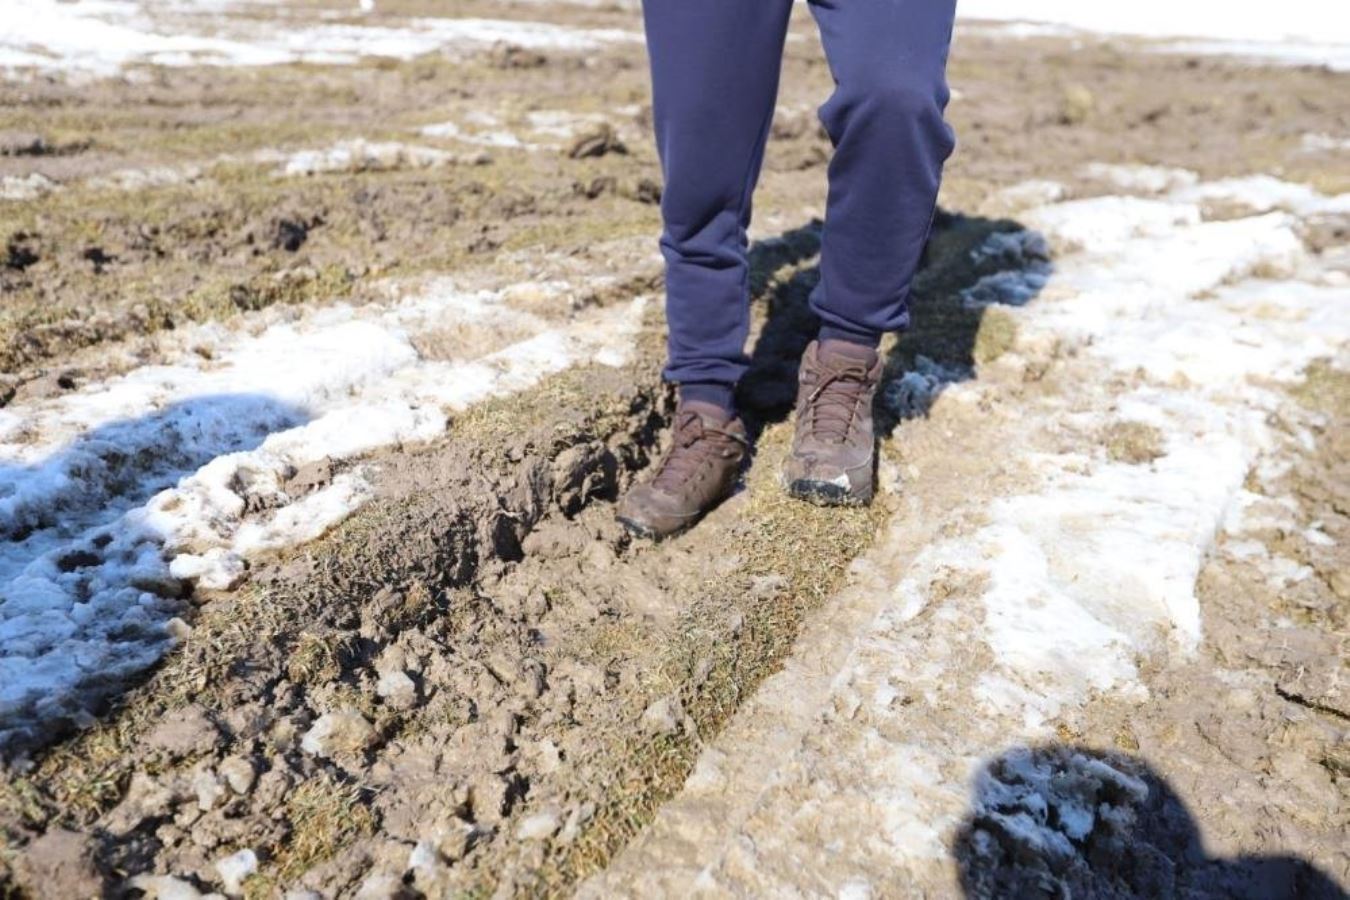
xmin=0 ymin=275 xmax=646 ymax=752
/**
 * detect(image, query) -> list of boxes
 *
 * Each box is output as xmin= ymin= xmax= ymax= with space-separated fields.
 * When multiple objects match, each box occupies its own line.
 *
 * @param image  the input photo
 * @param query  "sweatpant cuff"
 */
xmin=818 ymin=322 xmax=883 ymax=349
xmin=678 ymin=381 xmax=737 ymax=413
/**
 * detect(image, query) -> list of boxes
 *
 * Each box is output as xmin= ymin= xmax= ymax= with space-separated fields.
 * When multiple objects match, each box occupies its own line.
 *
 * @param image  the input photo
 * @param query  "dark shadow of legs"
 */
xmin=955 ymin=744 xmax=1348 ymax=900
xmin=737 ymin=209 xmax=1052 ymax=444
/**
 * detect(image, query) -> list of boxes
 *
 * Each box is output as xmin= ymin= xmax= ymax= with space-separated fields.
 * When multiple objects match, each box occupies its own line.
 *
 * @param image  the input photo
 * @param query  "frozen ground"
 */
xmin=0 ymin=275 xmax=645 ymax=750
xmin=584 ymin=170 xmax=1350 ymax=896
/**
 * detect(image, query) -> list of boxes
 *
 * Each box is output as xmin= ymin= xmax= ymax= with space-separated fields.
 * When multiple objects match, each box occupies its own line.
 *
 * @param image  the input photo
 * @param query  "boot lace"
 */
xmin=806 ymin=362 xmax=871 ymax=443
xmin=652 ymin=411 xmax=743 ymax=491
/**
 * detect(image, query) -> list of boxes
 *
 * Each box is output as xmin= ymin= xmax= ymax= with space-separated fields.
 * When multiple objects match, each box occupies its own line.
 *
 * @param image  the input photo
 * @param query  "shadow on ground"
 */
xmin=0 ymin=393 xmax=310 ymax=759
xmin=955 ymin=744 xmax=1348 ymax=900
xmin=736 ymin=208 xmax=1050 ymax=443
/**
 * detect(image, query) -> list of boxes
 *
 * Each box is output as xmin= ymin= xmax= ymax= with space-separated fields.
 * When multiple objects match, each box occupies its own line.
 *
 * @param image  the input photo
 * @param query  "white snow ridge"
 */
xmin=0 ymin=279 xmax=646 ymax=754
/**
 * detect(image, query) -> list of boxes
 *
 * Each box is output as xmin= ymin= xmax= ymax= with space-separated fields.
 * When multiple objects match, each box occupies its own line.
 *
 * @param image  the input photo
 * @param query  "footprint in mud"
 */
xmin=955 ymin=744 xmax=1347 ymax=900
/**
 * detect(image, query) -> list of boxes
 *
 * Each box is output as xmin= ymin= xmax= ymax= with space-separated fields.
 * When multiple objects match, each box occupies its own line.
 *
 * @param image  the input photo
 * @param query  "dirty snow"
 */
xmin=1 ymin=0 xmax=639 ymax=77
xmin=958 ymin=0 xmax=1350 ymax=71
xmin=418 ymin=109 xmax=612 ymax=152
xmin=587 ymin=170 xmax=1349 ymax=894
xmin=0 ymin=139 xmax=471 ymax=204
xmin=0 ymin=173 xmax=60 ymax=201
xmin=0 ymin=277 xmax=646 ymax=751
xmin=268 ymin=139 xmax=457 ymax=177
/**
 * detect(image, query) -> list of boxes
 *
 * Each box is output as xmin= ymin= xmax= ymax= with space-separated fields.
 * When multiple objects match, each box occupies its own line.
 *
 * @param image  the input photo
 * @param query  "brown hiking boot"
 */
xmin=616 ymin=403 xmax=748 ymax=540
xmin=783 ymin=339 xmax=883 ymax=506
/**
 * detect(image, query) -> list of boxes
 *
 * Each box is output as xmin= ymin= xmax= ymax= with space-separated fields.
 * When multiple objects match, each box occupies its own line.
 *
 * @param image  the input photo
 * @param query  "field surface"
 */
xmin=1 ymin=1 xmax=1347 ymax=897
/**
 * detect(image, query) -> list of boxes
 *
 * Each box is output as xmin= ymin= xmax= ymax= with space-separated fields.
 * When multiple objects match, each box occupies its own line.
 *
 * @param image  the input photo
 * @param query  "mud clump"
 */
xmin=1102 ymin=420 xmax=1166 ymax=464
xmin=567 ymin=124 xmax=628 ymax=160
xmin=487 ymin=42 xmax=548 ymax=70
xmin=5 ymin=233 xmax=40 ymax=271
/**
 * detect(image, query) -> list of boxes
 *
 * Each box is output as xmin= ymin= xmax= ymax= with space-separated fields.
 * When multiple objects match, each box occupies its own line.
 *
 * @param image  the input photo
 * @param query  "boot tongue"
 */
xmin=808 ymin=340 xmax=878 ymax=444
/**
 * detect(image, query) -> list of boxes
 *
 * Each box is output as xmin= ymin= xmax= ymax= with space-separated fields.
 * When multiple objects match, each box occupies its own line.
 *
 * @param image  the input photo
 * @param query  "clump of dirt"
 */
xmin=1102 ymin=420 xmax=1166 ymax=464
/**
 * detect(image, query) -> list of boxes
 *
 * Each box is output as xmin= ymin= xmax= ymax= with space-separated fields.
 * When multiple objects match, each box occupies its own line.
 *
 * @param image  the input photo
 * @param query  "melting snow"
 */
xmin=958 ymin=0 xmax=1350 ymax=71
xmin=0 ymin=277 xmax=645 ymax=751
xmin=902 ymin=173 xmax=1349 ymax=729
xmin=1 ymin=0 xmax=639 ymax=77
xmin=1 ymin=139 xmax=467 ymax=203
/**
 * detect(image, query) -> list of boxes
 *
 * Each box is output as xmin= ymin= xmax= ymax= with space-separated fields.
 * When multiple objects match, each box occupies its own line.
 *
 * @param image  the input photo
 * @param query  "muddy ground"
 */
xmin=1 ymin=2 xmax=1348 ymax=897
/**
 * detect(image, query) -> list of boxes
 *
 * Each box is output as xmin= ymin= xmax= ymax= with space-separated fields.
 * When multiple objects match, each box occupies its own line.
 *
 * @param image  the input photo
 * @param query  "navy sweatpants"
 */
xmin=643 ymin=0 xmax=957 ymax=402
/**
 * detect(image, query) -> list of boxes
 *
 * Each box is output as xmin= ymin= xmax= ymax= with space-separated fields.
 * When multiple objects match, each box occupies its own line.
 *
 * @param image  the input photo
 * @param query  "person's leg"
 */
xmin=783 ymin=0 xmax=956 ymax=507
xmin=806 ymin=0 xmax=957 ymax=348
xmin=642 ymin=0 xmax=795 ymax=413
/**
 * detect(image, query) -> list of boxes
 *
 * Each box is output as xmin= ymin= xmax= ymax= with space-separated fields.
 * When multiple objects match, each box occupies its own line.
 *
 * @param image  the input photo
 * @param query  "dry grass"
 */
xmin=243 ymin=775 xmax=376 ymax=897
xmin=973 ymin=305 xmax=1019 ymax=366
xmin=1102 ymin=420 xmax=1166 ymax=465
xmin=1290 ymin=358 xmax=1350 ymax=417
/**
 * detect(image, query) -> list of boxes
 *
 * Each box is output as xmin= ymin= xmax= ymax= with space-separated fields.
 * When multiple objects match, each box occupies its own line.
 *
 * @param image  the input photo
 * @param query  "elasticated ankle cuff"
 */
xmin=817 ymin=323 xmax=882 ymax=349
xmin=678 ymin=382 xmax=736 ymax=416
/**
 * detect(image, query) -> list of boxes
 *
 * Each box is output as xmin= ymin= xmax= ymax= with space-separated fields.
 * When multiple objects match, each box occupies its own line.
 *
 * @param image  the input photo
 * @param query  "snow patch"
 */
xmin=1170 ymin=175 xmax=1350 ymax=217
xmin=0 ymin=275 xmax=646 ymax=752
xmin=961 ymin=229 xmax=1053 ymax=309
xmin=958 ymin=1 xmax=1350 ymax=71
xmin=0 ymin=173 xmax=60 ymax=201
xmin=1081 ymin=163 xmax=1198 ymax=195
xmin=271 ymin=139 xmax=456 ymax=177
xmin=1 ymin=1 xmax=640 ymax=78
xmin=891 ymin=176 xmax=1349 ymax=730
xmin=1301 ymin=133 xmax=1350 ymax=154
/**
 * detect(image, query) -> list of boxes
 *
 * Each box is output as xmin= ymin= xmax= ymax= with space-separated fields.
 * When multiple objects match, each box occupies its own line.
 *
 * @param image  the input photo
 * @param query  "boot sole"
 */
xmin=787 ymin=478 xmax=871 ymax=508
xmin=617 ymin=514 xmax=694 ymax=542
